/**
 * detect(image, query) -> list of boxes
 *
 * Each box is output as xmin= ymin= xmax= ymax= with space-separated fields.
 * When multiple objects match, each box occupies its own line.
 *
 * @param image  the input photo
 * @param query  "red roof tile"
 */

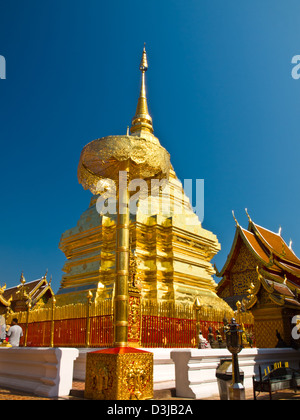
xmin=254 ymin=224 xmax=300 ymax=267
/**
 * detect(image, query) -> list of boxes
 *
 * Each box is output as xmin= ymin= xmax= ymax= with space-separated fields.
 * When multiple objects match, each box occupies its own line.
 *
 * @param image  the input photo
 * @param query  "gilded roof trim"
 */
xmin=0 ymin=294 xmax=11 ymax=307
xmin=244 ymin=267 xmax=300 ymax=310
xmin=216 ymin=227 xmax=242 ymax=278
xmin=275 ymin=260 xmax=300 ymax=279
xmin=30 ymin=284 xmax=54 ymax=305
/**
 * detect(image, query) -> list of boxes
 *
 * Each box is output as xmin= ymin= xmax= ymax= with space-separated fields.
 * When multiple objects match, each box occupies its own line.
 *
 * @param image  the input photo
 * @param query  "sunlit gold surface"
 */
xmin=56 ymin=45 xmax=232 ymax=345
xmin=57 ymin=166 xmax=226 ymax=311
xmin=114 ymin=161 xmax=130 ymax=346
xmin=85 ymin=349 xmax=153 ymax=400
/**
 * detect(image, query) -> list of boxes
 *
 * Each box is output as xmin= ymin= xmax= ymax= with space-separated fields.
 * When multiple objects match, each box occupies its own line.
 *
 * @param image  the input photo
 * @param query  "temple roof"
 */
xmin=216 ymin=211 xmax=300 ymax=307
xmin=249 ymin=222 xmax=300 ymax=267
xmin=217 ymin=212 xmax=300 ymax=279
xmin=0 ymin=272 xmax=54 ymax=309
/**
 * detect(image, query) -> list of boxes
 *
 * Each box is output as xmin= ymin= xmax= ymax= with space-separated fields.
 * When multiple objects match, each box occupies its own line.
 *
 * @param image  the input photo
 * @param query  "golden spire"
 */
xmin=130 ymin=44 xmax=154 ymax=135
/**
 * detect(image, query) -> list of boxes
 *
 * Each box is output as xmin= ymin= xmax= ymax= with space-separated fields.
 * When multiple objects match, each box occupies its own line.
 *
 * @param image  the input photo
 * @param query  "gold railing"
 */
xmin=140 ymin=301 xmax=237 ymax=348
xmin=5 ymin=297 xmax=254 ymax=348
xmin=7 ymin=299 xmax=113 ymax=324
xmin=6 ymin=297 xmax=113 ymax=348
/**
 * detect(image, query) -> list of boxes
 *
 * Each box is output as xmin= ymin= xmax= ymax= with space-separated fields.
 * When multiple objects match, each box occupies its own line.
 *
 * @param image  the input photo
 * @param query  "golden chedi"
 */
xmin=56 ymin=46 xmax=230 ymax=319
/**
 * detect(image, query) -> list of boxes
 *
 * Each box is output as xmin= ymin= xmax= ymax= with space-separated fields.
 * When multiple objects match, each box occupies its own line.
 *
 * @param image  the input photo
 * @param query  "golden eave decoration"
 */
xmin=0 ymin=284 xmax=12 ymax=307
xmin=244 ymin=266 xmax=300 ymax=310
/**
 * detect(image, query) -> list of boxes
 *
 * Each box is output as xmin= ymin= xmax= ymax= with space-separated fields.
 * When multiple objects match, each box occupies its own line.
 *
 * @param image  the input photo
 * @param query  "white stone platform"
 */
xmin=73 ymin=347 xmax=300 ymax=398
xmin=0 ymin=346 xmax=298 ymax=399
xmin=171 ymin=347 xmax=300 ymax=399
xmin=0 ymin=347 xmax=78 ymax=398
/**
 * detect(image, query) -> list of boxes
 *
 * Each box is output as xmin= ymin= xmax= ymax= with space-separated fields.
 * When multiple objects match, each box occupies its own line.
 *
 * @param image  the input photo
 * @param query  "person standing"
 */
xmin=6 ymin=318 xmax=23 ymax=347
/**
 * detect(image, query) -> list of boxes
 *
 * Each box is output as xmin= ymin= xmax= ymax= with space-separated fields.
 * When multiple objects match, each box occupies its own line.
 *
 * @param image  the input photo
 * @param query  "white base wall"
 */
xmin=171 ymin=348 xmax=300 ymax=399
xmin=0 ymin=347 xmax=78 ymax=398
xmin=74 ymin=347 xmax=300 ymax=398
xmin=1 ymin=346 xmax=298 ymax=399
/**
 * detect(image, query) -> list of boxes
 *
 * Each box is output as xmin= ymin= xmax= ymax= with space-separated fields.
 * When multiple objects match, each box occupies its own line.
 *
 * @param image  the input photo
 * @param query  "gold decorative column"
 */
xmin=24 ymin=300 xmax=31 ymax=347
xmin=114 ymin=162 xmax=130 ymax=347
xmin=194 ymin=297 xmax=201 ymax=348
xmin=86 ymin=291 xmax=93 ymax=347
xmin=78 ymin=46 xmax=170 ymax=399
xmin=50 ymin=296 xmax=56 ymax=347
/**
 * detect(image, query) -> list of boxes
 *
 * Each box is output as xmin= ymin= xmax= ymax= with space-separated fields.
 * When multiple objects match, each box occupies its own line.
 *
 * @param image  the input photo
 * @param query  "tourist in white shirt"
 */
xmin=6 ymin=318 xmax=23 ymax=347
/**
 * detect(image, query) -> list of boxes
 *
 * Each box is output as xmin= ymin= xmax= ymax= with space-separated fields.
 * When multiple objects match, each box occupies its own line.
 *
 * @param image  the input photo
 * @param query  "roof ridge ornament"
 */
xmin=245 ymin=208 xmax=252 ymax=223
xmin=20 ymin=271 xmax=26 ymax=286
xmin=0 ymin=284 xmax=6 ymax=295
xmin=232 ymin=210 xmax=239 ymax=227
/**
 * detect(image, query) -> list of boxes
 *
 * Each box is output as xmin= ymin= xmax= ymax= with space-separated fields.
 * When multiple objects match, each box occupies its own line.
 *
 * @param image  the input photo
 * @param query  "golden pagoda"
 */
xmin=56 ymin=46 xmax=231 ymax=318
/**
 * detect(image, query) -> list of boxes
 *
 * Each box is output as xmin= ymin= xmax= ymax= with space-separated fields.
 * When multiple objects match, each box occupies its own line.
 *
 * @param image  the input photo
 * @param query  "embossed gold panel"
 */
xmin=85 ymin=347 xmax=153 ymax=400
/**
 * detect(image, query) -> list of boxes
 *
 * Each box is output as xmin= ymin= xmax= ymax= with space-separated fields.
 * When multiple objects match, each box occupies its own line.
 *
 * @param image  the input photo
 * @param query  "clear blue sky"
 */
xmin=1 ymin=0 xmax=300 ymax=292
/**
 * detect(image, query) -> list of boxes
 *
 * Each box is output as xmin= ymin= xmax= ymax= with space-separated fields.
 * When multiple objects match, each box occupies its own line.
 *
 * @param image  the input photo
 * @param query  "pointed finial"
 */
xmin=0 ymin=284 xmax=6 ymax=295
xmin=278 ymin=226 xmax=282 ymax=236
xmin=232 ymin=210 xmax=239 ymax=227
xmin=140 ymin=43 xmax=148 ymax=71
xmin=194 ymin=297 xmax=201 ymax=309
xmin=20 ymin=271 xmax=26 ymax=285
xmin=289 ymin=239 xmax=293 ymax=249
xmin=131 ymin=44 xmax=153 ymax=135
xmin=245 ymin=208 xmax=252 ymax=223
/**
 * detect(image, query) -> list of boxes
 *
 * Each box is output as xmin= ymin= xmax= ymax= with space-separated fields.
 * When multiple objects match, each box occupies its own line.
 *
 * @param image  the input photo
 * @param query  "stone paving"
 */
xmin=0 ymin=381 xmax=300 ymax=400
xmin=0 ymin=387 xmax=51 ymax=400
